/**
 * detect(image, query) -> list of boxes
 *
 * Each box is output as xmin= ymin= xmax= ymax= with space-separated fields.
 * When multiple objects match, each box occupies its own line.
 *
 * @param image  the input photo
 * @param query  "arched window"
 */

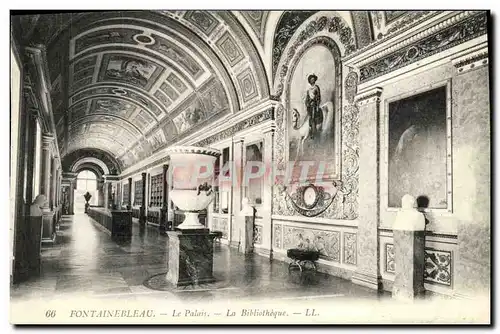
xmin=76 ymin=170 xmax=97 ymax=191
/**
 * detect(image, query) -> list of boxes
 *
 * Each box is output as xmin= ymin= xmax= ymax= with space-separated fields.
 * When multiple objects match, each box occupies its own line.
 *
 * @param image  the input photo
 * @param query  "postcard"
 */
xmin=9 ymin=9 xmax=491 ymax=325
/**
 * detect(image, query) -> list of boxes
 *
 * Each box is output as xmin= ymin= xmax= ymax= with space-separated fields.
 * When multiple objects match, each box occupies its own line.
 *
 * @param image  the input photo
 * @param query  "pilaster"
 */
xmin=230 ymin=137 xmax=244 ymax=248
xmin=351 ymin=87 xmax=383 ymax=290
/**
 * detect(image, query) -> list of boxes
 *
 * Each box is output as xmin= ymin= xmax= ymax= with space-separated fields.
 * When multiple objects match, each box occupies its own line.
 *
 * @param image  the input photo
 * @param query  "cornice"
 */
xmin=344 ymin=11 xmax=486 ymax=69
xmin=355 ymin=87 xmax=383 ymax=106
xmin=452 ymin=48 xmax=489 ymax=74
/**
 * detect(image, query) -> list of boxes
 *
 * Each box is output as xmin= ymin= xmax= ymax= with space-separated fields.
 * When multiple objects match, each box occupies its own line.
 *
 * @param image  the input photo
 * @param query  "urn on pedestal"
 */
xmin=164 ymin=146 xmax=221 ymax=287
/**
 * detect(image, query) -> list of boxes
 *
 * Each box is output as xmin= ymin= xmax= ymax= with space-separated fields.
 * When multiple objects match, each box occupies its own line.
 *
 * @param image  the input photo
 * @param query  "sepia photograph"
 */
xmin=8 ymin=8 xmax=492 ymax=325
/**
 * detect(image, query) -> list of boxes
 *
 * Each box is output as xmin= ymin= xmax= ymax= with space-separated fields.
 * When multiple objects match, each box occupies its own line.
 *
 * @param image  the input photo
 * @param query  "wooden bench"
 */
xmin=287 ymin=249 xmax=320 ymax=272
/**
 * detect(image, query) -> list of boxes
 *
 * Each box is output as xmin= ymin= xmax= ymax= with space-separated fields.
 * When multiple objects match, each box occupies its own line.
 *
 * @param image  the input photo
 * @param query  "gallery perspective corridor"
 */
xmin=11 ymin=214 xmax=386 ymax=303
xmin=10 ymin=10 xmax=491 ymax=324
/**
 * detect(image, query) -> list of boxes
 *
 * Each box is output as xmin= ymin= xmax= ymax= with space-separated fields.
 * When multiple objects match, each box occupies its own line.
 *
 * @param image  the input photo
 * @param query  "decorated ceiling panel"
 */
xmin=22 ymin=10 xmax=270 ymax=170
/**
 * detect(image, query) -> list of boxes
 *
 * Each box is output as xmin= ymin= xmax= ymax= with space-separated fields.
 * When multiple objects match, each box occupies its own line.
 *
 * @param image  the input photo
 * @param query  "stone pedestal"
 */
xmin=166 ymin=231 xmax=216 ymax=287
xmin=41 ymin=210 xmax=56 ymax=243
xmin=236 ymin=215 xmax=254 ymax=254
xmin=393 ymin=230 xmax=425 ymax=301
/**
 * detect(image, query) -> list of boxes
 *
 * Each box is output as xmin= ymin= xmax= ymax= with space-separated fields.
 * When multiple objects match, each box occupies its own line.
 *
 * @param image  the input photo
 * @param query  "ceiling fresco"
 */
xmin=14 ymin=10 xmax=270 ymax=170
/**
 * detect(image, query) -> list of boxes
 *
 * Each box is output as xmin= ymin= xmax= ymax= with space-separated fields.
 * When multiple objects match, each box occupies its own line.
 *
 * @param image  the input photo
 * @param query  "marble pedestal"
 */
xmin=41 ymin=210 xmax=56 ymax=244
xmin=166 ymin=230 xmax=217 ymax=287
xmin=238 ymin=216 xmax=254 ymax=254
xmin=392 ymin=230 xmax=425 ymax=301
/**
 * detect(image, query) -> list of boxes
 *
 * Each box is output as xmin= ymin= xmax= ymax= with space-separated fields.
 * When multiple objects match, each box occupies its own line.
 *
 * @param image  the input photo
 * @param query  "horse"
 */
xmin=291 ymin=101 xmax=334 ymax=161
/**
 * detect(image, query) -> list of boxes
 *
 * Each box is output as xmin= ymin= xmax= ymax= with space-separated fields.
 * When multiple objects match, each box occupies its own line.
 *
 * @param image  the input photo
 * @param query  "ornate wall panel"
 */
xmin=272 ymin=28 xmax=359 ymax=220
xmin=384 ymin=243 xmax=453 ymax=286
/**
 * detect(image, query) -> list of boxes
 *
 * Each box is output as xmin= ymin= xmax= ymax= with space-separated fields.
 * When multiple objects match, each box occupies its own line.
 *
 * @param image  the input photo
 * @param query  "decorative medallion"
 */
xmin=283 ymin=183 xmax=338 ymax=217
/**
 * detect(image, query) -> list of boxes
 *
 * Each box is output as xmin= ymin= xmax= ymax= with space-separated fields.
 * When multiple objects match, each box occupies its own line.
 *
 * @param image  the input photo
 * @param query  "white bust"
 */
xmin=240 ymin=197 xmax=255 ymax=217
xmin=30 ymin=195 xmax=47 ymax=217
xmin=393 ymin=194 xmax=426 ymax=231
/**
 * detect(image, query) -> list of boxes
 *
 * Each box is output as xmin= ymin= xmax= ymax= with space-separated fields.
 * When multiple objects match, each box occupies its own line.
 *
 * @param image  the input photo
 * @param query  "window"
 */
xmin=76 ymin=170 xmax=97 ymax=191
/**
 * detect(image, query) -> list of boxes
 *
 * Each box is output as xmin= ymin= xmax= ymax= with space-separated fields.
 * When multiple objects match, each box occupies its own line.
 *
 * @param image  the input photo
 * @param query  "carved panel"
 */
xmin=424 ymin=249 xmax=452 ymax=286
xmin=166 ymin=73 xmax=188 ymax=94
xmin=216 ymin=31 xmax=245 ymax=67
xmin=273 ymin=223 xmax=283 ymax=249
xmin=282 ymin=225 xmax=340 ymax=262
xmin=237 ymin=67 xmax=259 ymax=103
xmin=343 ymin=232 xmax=357 ymax=265
xmin=253 ymin=225 xmax=262 ymax=245
xmin=183 ymin=11 xmax=220 ymax=36
xmin=385 ymin=243 xmax=395 ymax=273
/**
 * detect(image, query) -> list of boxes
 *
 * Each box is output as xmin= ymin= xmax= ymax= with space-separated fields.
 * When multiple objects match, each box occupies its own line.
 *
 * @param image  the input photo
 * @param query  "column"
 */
xmin=140 ymin=172 xmax=147 ymax=226
xmin=160 ymin=164 xmax=169 ymax=233
xmin=104 ymin=180 xmax=109 ymax=209
xmin=69 ymin=178 xmax=76 ymax=215
xmin=230 ymin=137 xmax=244 ymax=248
xmin=24 ymin=110 xmax=37 ymax=209
xmin=351 ymin=87 xmax=383 ymax=290
xmin=262 ymin=126 xmax=275 ymax=259
xmin=127 ymin=177 xmax=132 ymax=210
xmin=40 ymin=134 xmax=53 ymax=207
xmin=50 ymin=157 xmax=57 ymax=210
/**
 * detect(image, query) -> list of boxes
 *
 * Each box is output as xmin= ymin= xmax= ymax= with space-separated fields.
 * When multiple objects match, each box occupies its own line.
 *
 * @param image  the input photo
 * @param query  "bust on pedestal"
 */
xmin=165 ymin=146 xmax=221 ymax=287
xmin=238 ymin=197 xmax=255 ymax=254
xmin=392 ymin=194 xmax=426 ymax=301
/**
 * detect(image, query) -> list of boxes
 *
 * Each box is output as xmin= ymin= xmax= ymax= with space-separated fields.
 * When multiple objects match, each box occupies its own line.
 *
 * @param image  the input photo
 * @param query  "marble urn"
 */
xmin=166 ymin=146 xmax=221 ymax=231
xmin=165 ymin=146 xmax=221 ymax=287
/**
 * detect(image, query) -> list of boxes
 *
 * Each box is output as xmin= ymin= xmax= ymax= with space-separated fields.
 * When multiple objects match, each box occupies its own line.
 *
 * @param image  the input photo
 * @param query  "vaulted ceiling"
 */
xmin=13 ymin=10 xmax=423 ymax=173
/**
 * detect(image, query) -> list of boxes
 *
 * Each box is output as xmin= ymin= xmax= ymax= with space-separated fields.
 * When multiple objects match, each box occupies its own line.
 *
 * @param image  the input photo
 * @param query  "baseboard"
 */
xmin=351 ymin=270 xmax=382 ymax=290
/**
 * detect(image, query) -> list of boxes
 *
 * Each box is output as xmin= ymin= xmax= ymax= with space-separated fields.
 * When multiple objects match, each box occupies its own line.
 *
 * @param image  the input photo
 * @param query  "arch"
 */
xmin=272 ymin=12 xmax=356 ymax=98
xmin=71 ymin=157 xmax=110 ymax=175
xmin=63 ymin=148 xmax=122 ymax=175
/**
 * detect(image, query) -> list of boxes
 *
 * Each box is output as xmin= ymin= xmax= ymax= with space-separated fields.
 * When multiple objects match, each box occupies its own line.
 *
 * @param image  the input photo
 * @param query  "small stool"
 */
xmin=287 ymin=249 xmax=320 ymax=272
xmin=213 ymin=231 xmax=223 ymax=244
